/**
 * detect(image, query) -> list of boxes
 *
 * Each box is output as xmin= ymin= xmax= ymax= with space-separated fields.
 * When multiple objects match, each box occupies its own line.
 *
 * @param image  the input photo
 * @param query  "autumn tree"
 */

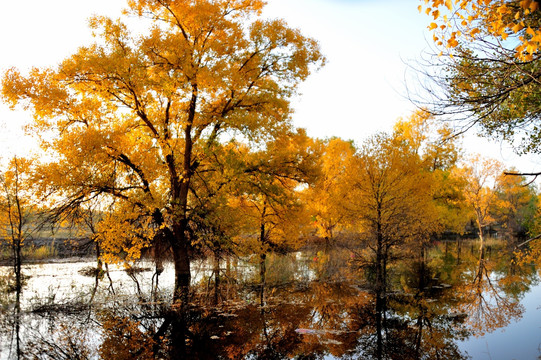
xmin=458 ymin=155 xmax=503 ymax=249
xmin=492 ymin=172 xmax=538 ymax=239
xmin=344 ymin=132 xmax=441 ymax=356
xmin=394 ymin=110 xmax=471 ymax=235
xmin=0 ymin=157 xmax=39 ymax=359
xmin=1 ymin=0 xmax=324 ymax=303
xmin=346 ymin=132 xmax=441 ymax=287
xmin=417 ymin=0 xmax=541 ymax=163
xmin=229 ymin=129 xmax=318 ymax=284
xmin=0 ymin=157 xmax=38 ymax=294
xmin=393 ymin=109 xmax=460 ymax=172
xmin=302 ymin=137 xmax=356 ymax=248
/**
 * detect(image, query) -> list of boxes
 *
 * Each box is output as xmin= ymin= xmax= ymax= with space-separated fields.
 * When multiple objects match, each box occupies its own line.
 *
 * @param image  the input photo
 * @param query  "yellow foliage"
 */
xmin=421 ymin=0 xmax=541 ymax=59
xmin=0 ymin=157 xmax=39 ymax=248
xmin=99 ymin=315 xmax=157 ymax=360
xmin=0 ymin=0 xmax=324 ymax=289
xmin=303 ymin=138 xmax=356 ymax=240
xmin=344 ymin=132 xmax=441 ymax=250
xmin=97 ymin=208 xmax=156 ymax=264
xmin=228 ymin=130 xmax=318 ymax=255
xmin=458 ymin=154 xmax=504 ymax=240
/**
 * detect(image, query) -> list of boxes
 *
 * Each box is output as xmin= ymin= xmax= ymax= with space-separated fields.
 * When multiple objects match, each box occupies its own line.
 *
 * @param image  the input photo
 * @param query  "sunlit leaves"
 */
xmin=0 ymin=157 xmax=39 ymax=247
xmin=345 ymin=132 xmax=441 ymax=252
xmin=458 ymin=154 xmax=504 ymax=241
xmin=303 ymin=138 xmax=356 ymax=240
xmin=421 ymin=0 xmax=541 ymax=60
xmin=229 ymin=129 xmax=318 ymax=255
xmin=0 ymin=0 xmax=324 ymax=278
xmin=492 ymin=173 xmax=537 ymax=235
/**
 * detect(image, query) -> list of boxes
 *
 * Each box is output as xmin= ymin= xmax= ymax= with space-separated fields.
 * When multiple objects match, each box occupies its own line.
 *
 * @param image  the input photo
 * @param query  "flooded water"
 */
xmin=0 ymin=240 xmax=540 ymax=359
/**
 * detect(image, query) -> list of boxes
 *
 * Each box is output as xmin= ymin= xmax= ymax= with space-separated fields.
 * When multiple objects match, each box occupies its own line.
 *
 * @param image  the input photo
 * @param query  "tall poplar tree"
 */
xmin=1 ymin=0 xmax=324 ymax=303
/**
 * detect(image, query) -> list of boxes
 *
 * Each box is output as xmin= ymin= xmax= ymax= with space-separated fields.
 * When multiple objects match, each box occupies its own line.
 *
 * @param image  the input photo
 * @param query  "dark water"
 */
xmin=0 ymin=240 xmax=540 ymax=359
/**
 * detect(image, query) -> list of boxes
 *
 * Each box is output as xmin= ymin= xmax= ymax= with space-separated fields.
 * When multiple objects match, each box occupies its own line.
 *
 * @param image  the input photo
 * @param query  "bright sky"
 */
xmin=1 ymin=0 xmax=540 ymax=173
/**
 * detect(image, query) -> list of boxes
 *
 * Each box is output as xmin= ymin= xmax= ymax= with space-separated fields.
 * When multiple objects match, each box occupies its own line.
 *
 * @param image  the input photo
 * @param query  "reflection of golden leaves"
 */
xmin=99 ymin=315 xmax=156 ymax=360
xmin=453 ymin=261 xmax=524 ymax=337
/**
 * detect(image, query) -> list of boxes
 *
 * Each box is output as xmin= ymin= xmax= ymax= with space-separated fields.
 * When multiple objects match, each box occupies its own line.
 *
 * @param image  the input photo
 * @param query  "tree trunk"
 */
xmin=260 ymin=253 xmax=267 ymax=285
xmin=169 ymin=227 xmax=191 ymax=359
xmin=171 ymin=240 xmax=191 ymax=305
xmin=14 ymin=238 xmax=22 ymax=294
xmin=419 ymin=246 xmax=426 ymax=291
xmin=13 ymin=236 xmax=22 ymax=360
xmin=259 ymin=209 xmax=267 ymax=286
xmin=477 ymin=219 xmax=485 ymax=255
xmin=375 ymin=207 xmax=384 ymax=296
xmin=414 ymin=312 xmax=424 ymax=358
xmin=456 ymin=238 xmax=462 ymax=265
xmin=374 ymin=204 xmax=387 ymax=360
xmin=375 ymin=291 xmax=384 ymax=360
xmin=14 ymin=283 xmax=21 ymax=360
xmin=213 ymin=251 xmax=221 ymax=305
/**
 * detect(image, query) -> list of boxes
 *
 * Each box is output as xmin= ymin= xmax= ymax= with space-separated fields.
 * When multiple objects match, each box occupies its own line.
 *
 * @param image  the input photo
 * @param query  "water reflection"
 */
xmin=0 ymin=239 xmax=539 ymax=359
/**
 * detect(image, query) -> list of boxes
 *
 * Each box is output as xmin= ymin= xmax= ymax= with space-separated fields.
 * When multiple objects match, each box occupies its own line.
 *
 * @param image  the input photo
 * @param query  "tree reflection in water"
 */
xmin=0 ymin=240 xmax=537 ymax=359
xmin=458 ymin=259 xmax=521 ymax=335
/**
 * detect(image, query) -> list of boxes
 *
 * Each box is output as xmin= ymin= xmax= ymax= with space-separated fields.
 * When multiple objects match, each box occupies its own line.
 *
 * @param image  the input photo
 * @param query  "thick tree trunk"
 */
xmin=171 ymin=239 xmax=191 ymax=305
xmin=158 ymin=204 xmax=191 ymax=305
xmin=169 ymin=226 xmax=191 ymax=359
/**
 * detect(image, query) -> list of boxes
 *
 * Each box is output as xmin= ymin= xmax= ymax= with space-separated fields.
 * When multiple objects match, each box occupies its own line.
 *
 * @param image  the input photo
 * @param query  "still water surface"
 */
xmin=458 ymin=276 xmax=541 ymax=359
xmin=1 ymin=241 xmax=540 ymax=359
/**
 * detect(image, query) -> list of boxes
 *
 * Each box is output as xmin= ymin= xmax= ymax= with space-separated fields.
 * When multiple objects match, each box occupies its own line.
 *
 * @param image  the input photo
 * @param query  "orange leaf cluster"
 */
xmin=420 ymin=0 xmax=541 ymax=60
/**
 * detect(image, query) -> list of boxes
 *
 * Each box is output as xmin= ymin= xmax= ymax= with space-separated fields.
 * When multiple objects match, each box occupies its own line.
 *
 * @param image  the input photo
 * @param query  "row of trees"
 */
xmin=3 ymin=0 xmax=541 ymax=357
xmin=3 ymin=113 xmax=536 ymax=357
xmin=415 ymin=0 xmax=541 ymax=260
xmin=1 ymin=0 xmax=540 ymax=307
xmin=1 ymin=106 xmax=538 ymax=291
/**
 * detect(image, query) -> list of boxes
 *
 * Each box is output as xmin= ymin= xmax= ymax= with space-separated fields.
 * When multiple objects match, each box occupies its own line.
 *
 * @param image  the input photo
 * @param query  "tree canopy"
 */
xmin=417 ymin=0 xmax=541 ymax=158
xmin=1 ymin=0 xmax=324 ymax=301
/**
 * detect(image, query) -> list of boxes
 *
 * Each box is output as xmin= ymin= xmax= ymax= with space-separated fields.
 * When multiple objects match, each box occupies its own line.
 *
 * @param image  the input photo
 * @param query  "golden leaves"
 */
xmin=420 ymin=0 xmax=541 ymax=60
xmin=512 ymin=23 xmax=525 ymax=33
xmin=303 ymin=138 xmax=356 ymax=240
xmin=0 ymin=156 xmax=40 ymax=249
xmin=1 ymin=0 xmax=326 ymax=276
xmin=445 ymin=0 xmax=453 ymax=10
xmin=97 ymin=210 xmax=156 ymax=264
xmin=345 ymin=130 xmax=442 ymax=247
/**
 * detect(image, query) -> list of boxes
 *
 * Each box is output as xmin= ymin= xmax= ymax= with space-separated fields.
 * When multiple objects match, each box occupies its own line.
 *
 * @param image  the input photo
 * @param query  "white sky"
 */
xmin=0 ymin=0 xmax=540 ymax=173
